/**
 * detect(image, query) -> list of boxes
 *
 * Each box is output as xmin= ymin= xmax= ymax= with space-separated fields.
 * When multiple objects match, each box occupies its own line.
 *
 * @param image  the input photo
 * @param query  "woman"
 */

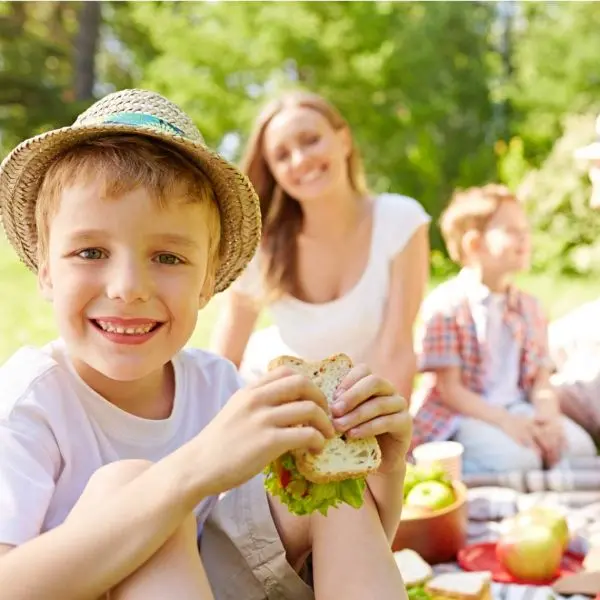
xmin=211 ymin=90 xmax=430 ymax=400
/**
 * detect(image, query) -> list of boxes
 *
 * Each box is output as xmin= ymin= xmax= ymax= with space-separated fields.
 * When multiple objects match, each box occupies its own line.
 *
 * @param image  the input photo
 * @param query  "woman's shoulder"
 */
xmin=373 ymin=192 xmax=431 ymax=256
xmin=375 ymin=192 xmax=430 ymax=220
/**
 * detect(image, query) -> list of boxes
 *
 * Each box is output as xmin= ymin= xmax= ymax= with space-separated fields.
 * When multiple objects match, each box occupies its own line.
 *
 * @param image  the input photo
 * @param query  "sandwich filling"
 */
xmin=264 ymin=452 xmax=367 ymax=516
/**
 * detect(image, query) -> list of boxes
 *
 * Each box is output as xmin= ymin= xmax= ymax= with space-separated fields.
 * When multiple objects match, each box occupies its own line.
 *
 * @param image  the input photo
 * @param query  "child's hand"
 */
xmin=195 ymin=367 xmax=335 ymax=496
xmin=497 ymin=413 xmax=540 ymax=453
xmin=329 ymin=364 xmax=411 ymax=474
xmin=533 ymin=412 xmax=566 ymax=467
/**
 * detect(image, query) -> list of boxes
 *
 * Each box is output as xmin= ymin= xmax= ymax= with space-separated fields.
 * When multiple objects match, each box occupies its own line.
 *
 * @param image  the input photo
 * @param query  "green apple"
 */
xmin=403 ymin=464 xmax=420 ymax=498
xmin=405 ymin=481 xmax=455 ymax=511
xmin=517 ymin=507 xmax=570 ymax=551
xmin=496 ymin=523 xmax=563 ymax=582
xmin=414 ymin=463 xmax=451 ymax=486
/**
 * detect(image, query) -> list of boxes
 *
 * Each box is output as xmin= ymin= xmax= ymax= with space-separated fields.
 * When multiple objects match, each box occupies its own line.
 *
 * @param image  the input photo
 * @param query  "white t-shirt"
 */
xmin=232 ymin=193 xmax=431 ymax=380
xmin=0 ymin=339 xmax=242 ymax=547
xmin=481 ymin=294 xmax=523 ymax=407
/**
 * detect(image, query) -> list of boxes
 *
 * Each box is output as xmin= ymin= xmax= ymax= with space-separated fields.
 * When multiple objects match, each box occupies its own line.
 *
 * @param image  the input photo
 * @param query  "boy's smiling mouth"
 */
xmin=90 ymin=317 xmax=164 ymax=344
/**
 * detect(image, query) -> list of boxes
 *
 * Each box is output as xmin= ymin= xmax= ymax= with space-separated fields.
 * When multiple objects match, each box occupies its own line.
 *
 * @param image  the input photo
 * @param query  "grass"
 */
xmin=2 ymin=234 xmax=600 ymax=365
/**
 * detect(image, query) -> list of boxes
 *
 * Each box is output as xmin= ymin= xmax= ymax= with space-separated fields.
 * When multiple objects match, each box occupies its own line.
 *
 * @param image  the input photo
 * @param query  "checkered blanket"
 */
xmin=436 ymin=457 xmax=600 ymax=600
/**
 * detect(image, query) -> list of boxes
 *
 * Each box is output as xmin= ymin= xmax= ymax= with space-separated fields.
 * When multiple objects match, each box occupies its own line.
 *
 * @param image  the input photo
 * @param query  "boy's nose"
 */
xmin=105 ymin=260 xmax=151 ymax=303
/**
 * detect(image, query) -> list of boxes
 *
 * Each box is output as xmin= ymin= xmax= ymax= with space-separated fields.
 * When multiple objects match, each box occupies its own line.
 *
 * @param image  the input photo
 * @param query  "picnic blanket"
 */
xmin=435 ymin=456 xmax=600 ymax=600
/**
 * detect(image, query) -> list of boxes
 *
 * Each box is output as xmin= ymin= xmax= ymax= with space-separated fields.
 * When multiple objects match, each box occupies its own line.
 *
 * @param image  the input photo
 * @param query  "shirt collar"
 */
xmin=458 ymin=267 xmax=519 ymax=310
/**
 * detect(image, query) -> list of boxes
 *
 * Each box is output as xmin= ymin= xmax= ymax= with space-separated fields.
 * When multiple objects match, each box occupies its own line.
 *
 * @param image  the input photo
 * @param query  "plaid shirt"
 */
xmin=411 ymin=270 xmax=551 ymax=451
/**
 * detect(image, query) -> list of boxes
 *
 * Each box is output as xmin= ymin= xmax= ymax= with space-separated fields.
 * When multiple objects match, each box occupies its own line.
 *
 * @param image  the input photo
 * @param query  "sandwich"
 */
xmin=425 ymin=571 xmax=492 ymax=600
xmin=394 ymin=549 xmax=434 ymax=588
xmin=263 ymin=353 xmax=382 ymax=516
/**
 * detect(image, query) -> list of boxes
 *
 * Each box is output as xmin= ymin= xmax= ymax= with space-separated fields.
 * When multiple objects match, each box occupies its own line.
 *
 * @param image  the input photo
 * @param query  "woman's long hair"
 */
xmin=239 ymin=90 xmax=368 ymax=300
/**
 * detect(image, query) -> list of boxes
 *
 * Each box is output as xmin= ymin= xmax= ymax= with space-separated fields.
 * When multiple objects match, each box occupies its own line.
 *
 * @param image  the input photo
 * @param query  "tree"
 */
xmin=117 ymin=1 xmax=499 ymax=249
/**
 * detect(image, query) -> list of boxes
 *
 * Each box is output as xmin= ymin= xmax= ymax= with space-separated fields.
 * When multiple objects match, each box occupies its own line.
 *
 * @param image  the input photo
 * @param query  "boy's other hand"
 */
xmin=497 ymin=413 xmax=541 ymax=453
xmin=330 ymin=364 xmax=412 ymax=474
xmin=196 ymin=367 xmax=335 ymax=495
xmin=533 ymin=412 xmax=566 ymax=467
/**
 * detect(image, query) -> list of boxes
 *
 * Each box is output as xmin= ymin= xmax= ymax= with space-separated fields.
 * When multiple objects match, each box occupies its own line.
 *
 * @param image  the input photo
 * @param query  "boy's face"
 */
xmin=39 ymin=178 xmax=213 ymax=384
xmin=477 ymin=201 xmax=531 ymax=275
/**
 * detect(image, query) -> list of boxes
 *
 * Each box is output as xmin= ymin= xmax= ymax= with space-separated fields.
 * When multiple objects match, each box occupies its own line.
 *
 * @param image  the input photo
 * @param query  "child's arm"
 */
xmin=0 ymin=440 xmax=221 ymax=599
xmin=435 ymin=366 xmax=538 ymax=444
xmin=310 ymin=488 xmax=408 ymax=600
xmin=435 ymin=365 xmax=510 ymax=425
xmin=419 ymin=303 xmax=512 ymax=427
xmin=331 ymin=365 xmax=412 ymax=542
xmin=0 ymin=369 xmax=334 ymax=600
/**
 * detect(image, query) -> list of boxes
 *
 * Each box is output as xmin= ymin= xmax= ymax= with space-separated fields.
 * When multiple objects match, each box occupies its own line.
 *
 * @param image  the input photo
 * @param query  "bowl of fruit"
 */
xmin=392 ymin=463 xmax=468 ymax=564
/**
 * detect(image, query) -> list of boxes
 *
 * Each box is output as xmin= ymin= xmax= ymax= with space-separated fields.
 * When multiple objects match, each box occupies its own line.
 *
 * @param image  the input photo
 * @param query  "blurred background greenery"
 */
xmin=2 ymin=0 xmax=600 ymax=359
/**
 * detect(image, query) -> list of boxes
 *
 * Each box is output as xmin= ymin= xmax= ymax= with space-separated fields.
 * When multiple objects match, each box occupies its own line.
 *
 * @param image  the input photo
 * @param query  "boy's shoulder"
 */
xmin=0 ymin=340 xmax=71 ymax=420
xmin=176 ymin=347 xmax=243 ymax=402
xmin=421 ymin=274 xmax=469 ymax=319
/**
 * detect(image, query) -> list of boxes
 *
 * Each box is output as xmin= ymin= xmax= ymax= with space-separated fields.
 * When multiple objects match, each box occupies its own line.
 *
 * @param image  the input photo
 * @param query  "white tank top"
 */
xmin=231 ymin=193 xmax=430 ymax=379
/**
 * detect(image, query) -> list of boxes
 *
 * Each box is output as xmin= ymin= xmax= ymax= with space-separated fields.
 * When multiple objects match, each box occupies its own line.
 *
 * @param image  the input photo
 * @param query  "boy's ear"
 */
xmin=461 ymin=229 xmax=482 ymax=258
xmin=38 ymin=262 xmax=53 ymax=302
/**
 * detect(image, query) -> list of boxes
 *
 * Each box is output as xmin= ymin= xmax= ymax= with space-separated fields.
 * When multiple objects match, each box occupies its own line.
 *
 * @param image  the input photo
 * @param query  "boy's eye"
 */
xmin=78 ymin=248 xmax=105 ymax=260
xmin=155 ymin=253 xmax=182 ymax=265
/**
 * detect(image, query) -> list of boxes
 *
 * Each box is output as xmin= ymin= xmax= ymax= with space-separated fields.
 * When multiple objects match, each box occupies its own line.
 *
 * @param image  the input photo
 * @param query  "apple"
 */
xmin=515 ymin=507 xmax=570 ymax=551
xmin=405 ymin=481 xmax=455 ymax=511
xmin=403 ymin=464 xmax=420 ymax=498
xmin=496 ymin=523 xmax=564 ymax=582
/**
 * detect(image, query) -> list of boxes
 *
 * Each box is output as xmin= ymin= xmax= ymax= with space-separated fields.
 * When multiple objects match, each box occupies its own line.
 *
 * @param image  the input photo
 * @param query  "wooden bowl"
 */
xmin=392 ymin=480 xmax=468 ymax=565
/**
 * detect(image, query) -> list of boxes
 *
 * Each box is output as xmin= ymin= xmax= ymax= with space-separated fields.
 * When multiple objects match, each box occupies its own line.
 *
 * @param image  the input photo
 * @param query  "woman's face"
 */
xmin=262 ymin=105 xmax=351 ymax=203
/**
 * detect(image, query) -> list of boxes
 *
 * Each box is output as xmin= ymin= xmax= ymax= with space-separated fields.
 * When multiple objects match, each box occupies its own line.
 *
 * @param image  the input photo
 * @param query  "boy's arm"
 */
xmin=530 ymin=367 xmax=561 ymax=415
xmin=0 ymin=369 xmax=335 ymax=600
xmin=0 ymin=440 xmax=217 ymax=600
xmin=435 ymin=366 xmax=509 ymax=426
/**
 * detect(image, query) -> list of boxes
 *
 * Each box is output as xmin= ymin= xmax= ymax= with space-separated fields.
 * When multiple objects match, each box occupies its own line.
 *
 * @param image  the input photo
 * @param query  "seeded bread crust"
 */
xmin=268 ymin=353 xmax=382 ymax=484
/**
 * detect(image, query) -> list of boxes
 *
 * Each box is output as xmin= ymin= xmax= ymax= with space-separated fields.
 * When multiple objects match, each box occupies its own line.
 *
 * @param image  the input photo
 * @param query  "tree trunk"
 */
xmin=73 ymin=1 xmax=102 ymax=101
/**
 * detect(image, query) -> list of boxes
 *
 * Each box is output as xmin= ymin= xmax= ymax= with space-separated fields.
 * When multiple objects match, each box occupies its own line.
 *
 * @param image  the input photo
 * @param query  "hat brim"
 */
xmin=0 ymin=122 xmax=261 ymax=294
xmin=574 ymin=142 xmax=600 ymax=161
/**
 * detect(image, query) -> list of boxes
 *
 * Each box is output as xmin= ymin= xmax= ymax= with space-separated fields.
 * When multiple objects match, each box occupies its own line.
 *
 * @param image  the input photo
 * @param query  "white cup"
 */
xmin=412 ymin=441 xmax=464 ymax=481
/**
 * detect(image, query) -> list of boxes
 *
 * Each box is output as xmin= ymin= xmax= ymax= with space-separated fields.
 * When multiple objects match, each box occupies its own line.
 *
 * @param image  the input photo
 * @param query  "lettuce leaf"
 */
xmin=263 ymin=453 xmax=368 ymax=516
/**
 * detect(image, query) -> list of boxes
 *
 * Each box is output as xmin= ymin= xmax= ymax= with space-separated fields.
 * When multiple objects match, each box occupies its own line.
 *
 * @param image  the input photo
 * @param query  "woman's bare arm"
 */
xmin=210 ymin=291 xmax=260 ymax=367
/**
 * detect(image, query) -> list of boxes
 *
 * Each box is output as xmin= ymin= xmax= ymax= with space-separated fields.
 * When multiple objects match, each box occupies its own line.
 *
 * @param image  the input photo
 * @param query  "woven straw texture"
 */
xmin=0 ymin=89 xmax=261 ymax=293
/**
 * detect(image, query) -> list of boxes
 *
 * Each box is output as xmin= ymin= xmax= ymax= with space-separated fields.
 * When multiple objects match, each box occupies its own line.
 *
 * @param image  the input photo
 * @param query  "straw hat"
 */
xmin=574 ymin=114 xmax=600 ymax=161
xmin=0 ymin=88 xmax=261 ymax=294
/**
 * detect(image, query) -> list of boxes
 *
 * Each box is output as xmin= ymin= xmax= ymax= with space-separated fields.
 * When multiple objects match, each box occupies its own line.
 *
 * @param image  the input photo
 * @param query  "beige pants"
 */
xmin=201 ymin=474 xmax=314 ymax=600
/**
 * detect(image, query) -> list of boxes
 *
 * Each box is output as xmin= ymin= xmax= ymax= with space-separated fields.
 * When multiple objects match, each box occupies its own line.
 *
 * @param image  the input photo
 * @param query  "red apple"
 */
xmin=496 ymin=523 xmax=564 ymax=582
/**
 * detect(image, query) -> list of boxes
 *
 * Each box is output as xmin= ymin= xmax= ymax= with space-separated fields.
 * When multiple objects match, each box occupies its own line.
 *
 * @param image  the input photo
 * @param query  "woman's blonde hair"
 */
xmin=240 ymin=90 xmax=368 ymax=299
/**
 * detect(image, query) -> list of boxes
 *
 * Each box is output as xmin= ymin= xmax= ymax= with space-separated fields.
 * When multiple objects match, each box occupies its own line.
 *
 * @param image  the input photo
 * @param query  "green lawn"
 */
xmin=2 ymin=235 xmax=600 ymax=365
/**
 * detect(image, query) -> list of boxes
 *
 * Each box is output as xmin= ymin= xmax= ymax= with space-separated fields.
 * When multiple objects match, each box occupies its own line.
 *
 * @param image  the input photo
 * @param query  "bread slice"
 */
xmin=393 ymin=549 xmax=433 ymax=587
xmin=268 ymin=353 xmax=382 ymax=484
xmin=425 ymin=571 xmax=492 ymax=600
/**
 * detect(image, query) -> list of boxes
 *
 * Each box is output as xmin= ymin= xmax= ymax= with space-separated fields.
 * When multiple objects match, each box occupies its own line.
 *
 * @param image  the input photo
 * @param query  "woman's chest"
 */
xmin=294 ymin=227 xmax=372 ymax=304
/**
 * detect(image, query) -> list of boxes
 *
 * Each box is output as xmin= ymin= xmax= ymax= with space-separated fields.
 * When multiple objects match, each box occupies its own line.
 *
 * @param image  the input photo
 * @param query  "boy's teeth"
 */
xmin=96 ymin=321 xmax=155 ymax=335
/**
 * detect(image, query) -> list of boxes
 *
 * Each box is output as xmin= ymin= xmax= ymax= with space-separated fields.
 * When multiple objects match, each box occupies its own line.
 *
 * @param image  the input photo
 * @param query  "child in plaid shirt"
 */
xmin=412 ymin=185 xmax=596 ymax=474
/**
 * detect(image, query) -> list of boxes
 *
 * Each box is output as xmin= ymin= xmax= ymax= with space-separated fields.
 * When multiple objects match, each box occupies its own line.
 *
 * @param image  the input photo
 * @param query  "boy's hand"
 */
xmin=497 ymin=413 xmax=541 ymax=453
xmin=533 ymin=412 xmax=566 ymax=467
xmin=329 ymin=364 xmax=411 ymax=474
xmin=196 ymin=367 xmax=335 ymax=495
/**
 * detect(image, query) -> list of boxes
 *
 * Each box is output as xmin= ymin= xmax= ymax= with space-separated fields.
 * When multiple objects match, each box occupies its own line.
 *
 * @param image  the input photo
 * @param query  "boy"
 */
xmin=0 ymin=89 xmax=411 ymax=599
xmin=411 ymin=184 xmax=596 ymax=474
